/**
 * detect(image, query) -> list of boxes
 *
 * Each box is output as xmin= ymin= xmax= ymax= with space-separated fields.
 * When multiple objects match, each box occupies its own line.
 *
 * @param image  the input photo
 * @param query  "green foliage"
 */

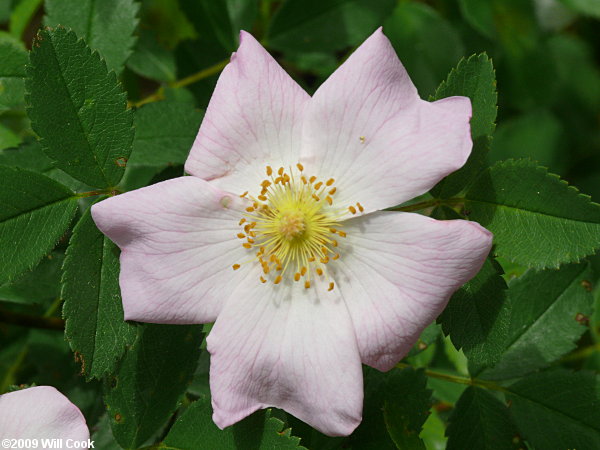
xmin=507 ymin=369 xmax=600 ymax=449
xmin=383 ymin=368 xmax=432 ymax=450
xmin=0 ymin=34 xmax=27 ymax=113
xmin=466 ymin=159 xmax=600 ymax=268
xmin=103 ymin=323 xmax=203 ymax=449
xmin=62 ymin=205 xmax=137 ymax=381
xmin=9 ymin=0 xmax=42 ymax=40
xmin=44 ymin=0 xmax=140 ymax=73
xmin=26 ymin=27 xmax=134 ymax=188
xmin=0 ymin=166 xmax=77 ymax=284
xmin=430 ymin=53 xmax=497 ymax=198
xmin=480 ymin=263 xmax=593 ymax=380
xmin=439 ymin=258 xmax=510 ymax=373
xmin=446 ymin=387 xmax=516 ymax=450
xmin=267 ymin=0 xmax=396 ymax=53
xmin=558 ymin=0 xmax=600 ymax=18
xmin=127 ymin=31 xmax=177 ymax=82
xmin=162 ymin=397 xmax=306 ymax=449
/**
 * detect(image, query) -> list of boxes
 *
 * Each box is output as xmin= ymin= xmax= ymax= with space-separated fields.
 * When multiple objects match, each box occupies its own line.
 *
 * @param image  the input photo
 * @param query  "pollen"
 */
xmin=232 ymin=164 xmax=363 ymax=291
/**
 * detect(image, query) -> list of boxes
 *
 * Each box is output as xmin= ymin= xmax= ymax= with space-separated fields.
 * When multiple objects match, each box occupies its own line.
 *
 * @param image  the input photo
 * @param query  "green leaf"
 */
xmin=383 ymin=368 xmax=432 ymax=450
xmin=0 ymin=165 xmax=77 ymax=285
xmin=9 ymin=0 xmax=42 ymax=40
xmin=384 ymin=2 xmax=464 ymax=96
xmin=0 ymin=35 xmax=27 ymax=113
xmin=558 ymin=0 xmax=600 ymax=18
xmin=430 ymin=53 xmax=497 ymax=198
xmin=439 ymin=258 xmax=511 ymax=374
xmin=162 ymin=396 xmax=306 ymax=450
xmin=0 ymin=251 xmax=63 ymax=305
xmin=465 ymin=159 xmax=600 ymax=268
xmin=129 ymin=100 xmax=203 ymax=168
xmin=0 ymin=139 xmax=54 ymax=172
xmin=0 ymin=124 xmax=21 ymax=150
xmin=44 ymin=0 xmax=140 ymax=73
xmin=267 ymin=0 xmax=396 ymax=53
xmin=104 ymin=323 xmax=203 ymax=449
xmin=446 ymin=387 xmax=516 ymax=450
xmin=480 ymin=263 xmax=593 ymax=380
xmin=507 ymin=369 xmax=600 ymax=449
xmin=62 ymin=204 xmax=137 ymax=381
xmin=26 ymin=27 xmax=134 ymax=188
xmin=127 ymin=31 xmax=177 ymax=82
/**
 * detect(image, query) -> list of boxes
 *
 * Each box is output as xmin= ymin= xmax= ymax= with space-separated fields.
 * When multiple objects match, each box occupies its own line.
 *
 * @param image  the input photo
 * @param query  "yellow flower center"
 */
xmin=232 ymin=164 xmax=363 ymax=290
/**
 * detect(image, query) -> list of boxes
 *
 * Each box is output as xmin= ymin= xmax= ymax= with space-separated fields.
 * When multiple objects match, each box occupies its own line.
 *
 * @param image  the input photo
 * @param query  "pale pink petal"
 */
xmin=0 ymin=386 xmax=89 ymax=445
xmin=300 ymin=28 xmax=472 ymax=214
xmin=207 ymin=270 xmax=363 ymax=436
xmin=331 ymin=212 xmax=492 ymax=371
xmin=185 ymin=31 xmax=310 ymax=196
xmin=92 ymin=177 xmax=249 ymax=324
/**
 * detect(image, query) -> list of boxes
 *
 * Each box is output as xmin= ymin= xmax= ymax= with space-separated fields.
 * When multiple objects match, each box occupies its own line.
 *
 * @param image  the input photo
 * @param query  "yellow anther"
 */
xmin=283 ymin=174 xmax=290 ymax=183
xmin=316 ymin=268 xmax=323 ymax=276
xmin=239 ymin=218 xmax=246 ymax=225
xmin=332 ymin=240 xmax=338 ymax=247
xmin=246 ymin=206 xmax=255 ymax=213
xmin=328 ymin=282 xmax=334 ymax=291
xmin=301 ymin=266 xmax=307 ymax=276
xmin=237 ymin=233 xmax=246 ymax=239
xmin=276 ymin=265 xmax=283 ymax=271
xmin=309 ymin=176 xmax=316 ymax=183
xmin=258 ymin=195 xmax=267 ymax=201
xmin=357 ymin=202 xmax=364 ymax=212
xmin=263 ymin=265 xmax=270 ymax=274
xmin=232 ymin=264 xmax=241 ymax=270
xmin=266 ymin=166 xmax=273 ymax=176
xmin=243 ymin=243 xmax=252 ymax=249
xmin=320 ymin=256 xmax=329 ymax=264
xmin=301 ymin=176 xmax=308 ymax=184
xmin=349 ymin=205 xmax=357 ymax=214
xmin=247 ymin=238 xmax=255 ymax=244
xmin=274 ymin=275 xmax=283 ymax=284
xmin=297 ymin=163 xmax=304 ymax=171
xmin=308 ymin=256 xmax=316 ymax=262
xmin=240 ymin=191 xmax=248 ymax=198
xmin=305 ymin=281 xmax=311 ymax=289
xmin=260 ymin=276 xmax=267 ymax=283
xmin=326 ymin=196 xmax=333 ymax=205
xmin=359 ymin=136 xmax=365 ymax=143
xmin=314 ymin=181 xmax=323 ymax=190
xmin=330 ymin=228 xmax=338 ymax=234
xmin=278 ymin=167 xmax=284 ymax=176
xmin=294 ymin=272 xmax=301 ymax=282
xmin=262 ymin=180 xmax=271 ymax=187
xmin=326 ymin=178 xmax=335 ymax=186
xmin=329 ymin=187 xmax=337 ymax=195
xmin=338 ymin=231 xmax=347 ymax=237
xmin=332 ymin=253 xmax=340 ymax=260
xmin=321 ymin=246 xmax=328 ymax=254
xmin=312 ymin=194 xmax=320 ymax=201
xmin=275 ymin=177 xmax=282 ymax=184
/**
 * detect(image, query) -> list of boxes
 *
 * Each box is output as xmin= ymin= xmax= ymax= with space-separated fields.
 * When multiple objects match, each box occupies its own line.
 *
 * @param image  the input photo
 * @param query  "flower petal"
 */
xmin=301 ymin=28 xmax=472 ymax=214
xmin=0 ymin=386 xmax=89 ymax=442
xmin=207 ymin=271 xmax=363 ymax=436
xmin=185 ymin=31 xmax=310 ymax=196
xmin=92 ymin=177 xmax=249 ymax=324
xmin=332 ymin=212 xmax=492 ymax=371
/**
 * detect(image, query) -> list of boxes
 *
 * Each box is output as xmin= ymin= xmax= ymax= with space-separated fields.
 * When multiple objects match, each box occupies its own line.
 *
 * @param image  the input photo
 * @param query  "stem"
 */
xmin=0 ymin=308 xmax=65 ymax=330
xmin=131 ymin=59 xmax=229 ymax=108
xmin=75 ymin=188 xmax=120 ymax=198
xmin=561 ymin=342 xmax=600 ymax=362
xmin=388 ymin=197 xmax=465 ymax=213
xmin=396 ymin=362 xmax=507 ymax=393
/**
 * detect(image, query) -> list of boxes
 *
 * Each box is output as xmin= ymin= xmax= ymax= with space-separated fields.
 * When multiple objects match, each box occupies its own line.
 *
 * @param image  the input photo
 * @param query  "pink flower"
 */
xmin=0 ymin=386 xmax=89 ymax=446
xmin=92 ymin=28 xmax=492 ymax=436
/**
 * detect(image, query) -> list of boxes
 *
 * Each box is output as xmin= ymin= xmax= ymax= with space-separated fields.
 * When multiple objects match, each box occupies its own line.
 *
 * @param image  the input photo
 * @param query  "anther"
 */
xmin=297 ymin=163 xmax=304 ymax=171
xmin=333 ymin=254 xmax=340 ymax=260
xmin=260 ymin=276 xmax=267 ymax=283
xmin=237 ymin=233 xmax=246 ymax=239
xmin=316 ymin=268 xmax=323 ymax=276
xmin=246 ymin=206 xmax=255 ymax=212
xmin=243 ymin=243 xmax=252 ymax=249
xmin=258 ymin=195 xmax=267 ymax=201
xmin=301 ymin=267 xmax=307 ymax=276
xmin=326 ymin=196 xmax=333 ymax=205
xmin=332 ymin=240 xmax=338 ymax=247
xmin=314 ymin=181 xmax=323 ymax=190
xmin=266 ymin=166 xmax=273 ymax=176
xmin=349 ymin=205 xmax=357 ymax=214
xmin=278 ymin=167 xmax=284 ymax=176
xmin=357 ymin=202 xmax=364 ymax=212
xmin=326 ymin=178 xmax=335 ymax=186
xmin=274 ymin=275 xmax=282 ymax=284
xmin=328 ymin=282 xmax=334 ymax=291
xmin=239 ymin=218 xmax=246 ymax=225
xmin=312 ymin=194 xmax=320 ymax=201
xmin=309 ymin=176 xmax=316 ymax=183
xmin=294 ymin=272 xmax=301 ymax=282
xmin=329 ymin=187 xmax=337 ymax=195
xmin=338 ymin=231 xmax=347 ymax=237
xmin=305 ymin=281 xmax=311 ymax=289
xmin=240 ymin=191 xmax=248 ymax=198
xmin=232 ymin=264 xmax=240 ymax=270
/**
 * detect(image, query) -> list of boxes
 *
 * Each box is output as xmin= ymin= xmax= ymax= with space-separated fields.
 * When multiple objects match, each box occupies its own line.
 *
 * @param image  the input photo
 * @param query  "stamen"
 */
xmin=232 ymin=264 xmax=240 ymax=270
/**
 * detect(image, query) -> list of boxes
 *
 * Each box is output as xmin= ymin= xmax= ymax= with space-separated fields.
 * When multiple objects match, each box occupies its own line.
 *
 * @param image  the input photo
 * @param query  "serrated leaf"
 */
xmin=430 ymin=53 xmax=497 ymax=198
xmin=62 ymin=204 xmax=137 ymax=381
xmin=45 ymin=0 xmax=139 ymax=73
xmin=507 ymin=369 xmax=600 ymax=449
xmin=267 ymin=0 xmax=396 ymax=53
xmin=127 ymin=31 xmax=177 ymax=82
xmin=439 ymin=258 xmax=511 ymax=374
xmin=104 ymin=323 xmax=203 ymax=449
xmin=446 ymin=387 xmax=516 ymax=450
xmin=465 ymin=159 xmax=600 ymax=268
xmin=0 ymin=35 xmax=27 ymax=113
xmin=0 ymin=124 xmax=20 ymax=150
xmin=480 ymin=263 xmax=593 ymax=380
xmin=0 ymin=251 xmax=63 ymax=305
xmin=129 ymin=100 xmax=203 ymax=168
xmin=0 ymin=140 xmax=54 ymax=172
xmin=383 ymin=368 xmax=432 ymax=450
xmin=0 ymin=165 xmax=77 ymax=284
xmin=161 ymin=396 xmax=306 ymax=450
xmin=26 ymin=27 xmax=134 ymax=188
